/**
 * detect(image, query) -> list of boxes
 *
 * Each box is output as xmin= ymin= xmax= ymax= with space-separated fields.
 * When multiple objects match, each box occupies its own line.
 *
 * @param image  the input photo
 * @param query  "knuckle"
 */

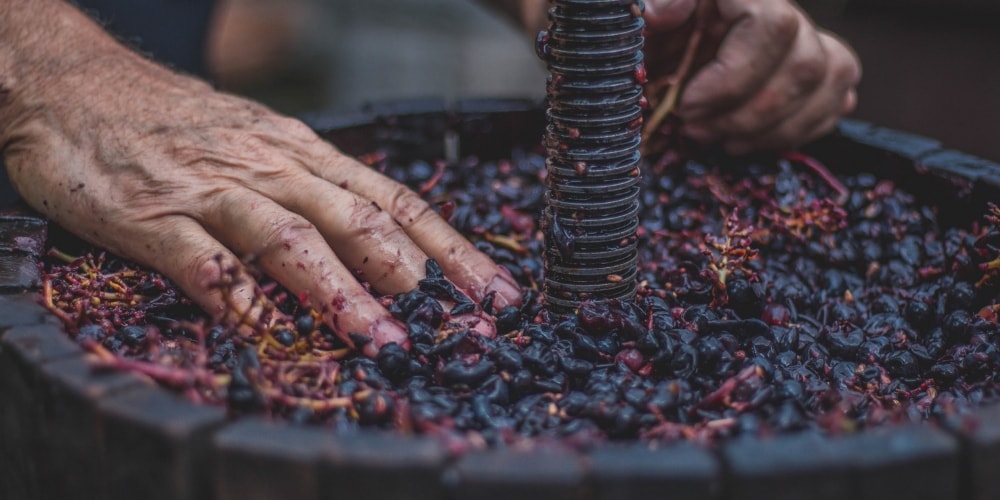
xmin=354 ymin=199 xmax=396 ymax=230
xmin=706 ymin=62 xmax=741 ymax=100
xmin=836 ymin=55 xmax=862 ymax=88
xmin=207 ymin=187 xmax=249 ymax=220
xmin=387 ymin=185 xmax=434 ymax=228
xmin=188 ymin=250 xmax=227 ymax=291
xmin=749 ymin=90 xmax=785 ymax=122
xmin=768 ymin=7 xmax=800 ymax=46
xmin=742 ymin=2 xmax=764 ymax=21
xmin=720 ymin=93 xmax=781 ymax=134
xmin=277 ymin=116 xmax=318 ymax=140
xmin=790 ymin=57 xmax=826 ymax=92
xmin=257 ymin=115 xmax=320 ymax=147
xmin=260 ymin=214 xmax=314 ymax=255
xmin=756 ymin=97 xmax=784 ymax=121
xmin=821 ymin=33 xmax=862 ymax=86
xmin=349 ymin=199 xmax=406 ymax=260
xmin=444 ymin=237 xmax=479 ymax=263
xmin=167 ymin=144 xmax=208 ymax=166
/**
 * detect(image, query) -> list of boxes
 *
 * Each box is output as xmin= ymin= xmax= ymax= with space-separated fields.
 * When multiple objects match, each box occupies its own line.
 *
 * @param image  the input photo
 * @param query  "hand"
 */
xmin=643 ymin=0 xmax=862 ymax=153
xmin=1 ymin=1 xmax=520 ymax=355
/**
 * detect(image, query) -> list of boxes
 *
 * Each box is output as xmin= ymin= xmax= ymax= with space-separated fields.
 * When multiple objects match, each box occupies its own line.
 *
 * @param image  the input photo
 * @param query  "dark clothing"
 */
xmin=0 ymin=0 xmax=217 ymax=206
xmin=74 ymin=0 xmax=217 ymax=78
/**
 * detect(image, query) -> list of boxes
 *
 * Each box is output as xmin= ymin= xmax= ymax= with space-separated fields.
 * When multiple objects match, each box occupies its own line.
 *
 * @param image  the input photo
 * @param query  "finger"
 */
xmin=721 ymin=92 xmax=834 ymax=154
xmin=246 ymin=170 xmax=498 ymax=339
xmin=823 ymin=30 xmax=863 ymax=90
xmin=721 ymin=33 xmax=860 ymax=154
xmin=268 ymin=172 xmax=430 ymax=295
xmin=125 ymin=215 xmax=263 ymax=326
xmin=305 ymin=152 xmax=522 ymax=310
xmin=678 ymin=0 xmax=801 ymax=118
xmin=202 ymin=189 xmax=407 ymax=354
xmin=681 ymin=8 xmax=827 ymax=137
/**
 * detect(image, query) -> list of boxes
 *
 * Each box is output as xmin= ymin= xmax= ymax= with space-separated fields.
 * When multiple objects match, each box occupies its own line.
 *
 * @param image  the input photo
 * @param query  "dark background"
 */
xmin=222 ymin=0 xmax=999 ymax=161
xmin=798 ymin=0 xmax=1000 ymax=161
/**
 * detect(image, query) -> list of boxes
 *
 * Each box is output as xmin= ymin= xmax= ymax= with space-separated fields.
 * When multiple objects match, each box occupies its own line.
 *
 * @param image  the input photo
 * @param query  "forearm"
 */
xmin=0 ymin=0 xmax=194 ymax=142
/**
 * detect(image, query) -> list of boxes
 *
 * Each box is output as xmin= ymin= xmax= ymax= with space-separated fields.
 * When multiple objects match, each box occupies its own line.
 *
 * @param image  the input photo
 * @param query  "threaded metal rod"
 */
xmin=537 ymin=0 xmax=645 ymax=311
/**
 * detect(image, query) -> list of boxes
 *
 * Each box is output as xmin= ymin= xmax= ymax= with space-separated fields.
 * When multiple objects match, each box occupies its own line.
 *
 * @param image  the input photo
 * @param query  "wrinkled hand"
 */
xmin=644 ymin=0 xmax=862 ymax=153
xmin=2 ymin=29 xmax=519 ymax=355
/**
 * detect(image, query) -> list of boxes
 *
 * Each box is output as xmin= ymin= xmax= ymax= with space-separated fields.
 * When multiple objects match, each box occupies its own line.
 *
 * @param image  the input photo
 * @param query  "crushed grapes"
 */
xmin=40 ymin=144 xmax=1000 ymax=450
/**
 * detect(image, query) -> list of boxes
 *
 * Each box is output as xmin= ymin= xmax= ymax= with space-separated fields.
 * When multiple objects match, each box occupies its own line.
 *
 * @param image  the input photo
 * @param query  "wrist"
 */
xmin=0 ymin=0 xmax=206 ymax=144
xmin=0 ymin=1 xmax=117 ymax=136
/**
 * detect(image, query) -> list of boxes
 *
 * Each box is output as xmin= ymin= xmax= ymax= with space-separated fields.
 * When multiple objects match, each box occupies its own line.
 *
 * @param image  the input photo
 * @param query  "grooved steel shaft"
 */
xmin=537 ymin=0 xmax=646 ymax=311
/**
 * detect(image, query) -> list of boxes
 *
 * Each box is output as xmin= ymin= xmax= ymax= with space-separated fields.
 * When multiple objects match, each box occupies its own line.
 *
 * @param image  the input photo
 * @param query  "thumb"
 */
xmin=644 ymin=0 xmax=698 ymax=30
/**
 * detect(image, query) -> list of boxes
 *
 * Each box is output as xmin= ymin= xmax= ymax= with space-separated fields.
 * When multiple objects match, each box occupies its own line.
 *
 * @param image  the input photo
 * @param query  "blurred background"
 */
xmin=206 ymin=0 xmax=1000 ymax=161
xmin=207 ymin=0 xmax=544 ymax=114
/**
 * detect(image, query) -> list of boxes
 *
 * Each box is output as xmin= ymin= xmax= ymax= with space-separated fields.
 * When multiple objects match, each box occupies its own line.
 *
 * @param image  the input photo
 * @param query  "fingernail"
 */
xmin=452 ymin=313 xmax=497 ymax=339
xmin=366 ymin=318 xmax=408 ymax=356
xmin=485 ymin=267 xmax=522 ymax=310
xmin=362 ymin=342 xmax=378 ymax=358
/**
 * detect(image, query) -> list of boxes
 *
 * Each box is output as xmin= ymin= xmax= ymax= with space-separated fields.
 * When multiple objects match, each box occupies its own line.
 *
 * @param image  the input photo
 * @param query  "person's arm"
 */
xmin=478 ymin=0 xmax=861 ymax=153
xmin=0 ymin=0 xmax=520 ymax=354
xmin=643 ymin=0 xmax=861 ymax=153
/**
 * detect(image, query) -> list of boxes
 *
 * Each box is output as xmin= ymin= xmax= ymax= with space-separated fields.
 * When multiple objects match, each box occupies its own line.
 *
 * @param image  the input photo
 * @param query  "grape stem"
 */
xmin=641 ymin=0 xmax=713 ymax=149
xmin=781 ymin=151 xmax=850 ymax=205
